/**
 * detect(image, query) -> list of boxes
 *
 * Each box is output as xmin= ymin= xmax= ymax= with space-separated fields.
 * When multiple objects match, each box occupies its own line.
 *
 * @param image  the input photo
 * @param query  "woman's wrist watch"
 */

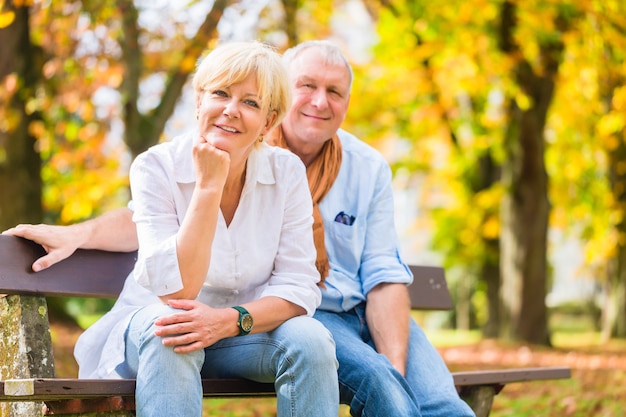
xmin=232 ymin=305 xmax=253 ymax=336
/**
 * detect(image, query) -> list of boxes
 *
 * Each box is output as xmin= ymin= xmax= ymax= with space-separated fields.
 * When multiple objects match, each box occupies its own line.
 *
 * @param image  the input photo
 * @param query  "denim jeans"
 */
xmin=314 ymin=304 xmax=476 ymax=417
xmin=121 ymin=304 xmax=339 ymax=417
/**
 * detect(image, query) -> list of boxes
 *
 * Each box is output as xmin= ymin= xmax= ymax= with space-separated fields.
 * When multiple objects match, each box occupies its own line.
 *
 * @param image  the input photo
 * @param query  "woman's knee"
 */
xmin=276 ymin=316 xmax=337 ymax=366
xmin=129 ymin=304 xmax=176 ymax=333
xmin=128 ymin=304 xmax=204 ymax=362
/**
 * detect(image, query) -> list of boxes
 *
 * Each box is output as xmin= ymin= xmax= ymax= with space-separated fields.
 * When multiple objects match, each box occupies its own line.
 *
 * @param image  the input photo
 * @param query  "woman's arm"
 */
xmin=130 ymin=135 xmax=229 ymax=301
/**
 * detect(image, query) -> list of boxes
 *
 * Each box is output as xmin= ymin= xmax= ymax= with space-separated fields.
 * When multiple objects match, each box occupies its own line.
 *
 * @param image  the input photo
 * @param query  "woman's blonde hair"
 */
xmin=192 ymin=41 xmax=291 ymax=132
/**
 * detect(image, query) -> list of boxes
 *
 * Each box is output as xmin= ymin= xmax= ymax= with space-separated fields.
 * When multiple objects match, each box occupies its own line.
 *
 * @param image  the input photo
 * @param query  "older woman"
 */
xmin=74 ymin=41 xmax=339 ymax=417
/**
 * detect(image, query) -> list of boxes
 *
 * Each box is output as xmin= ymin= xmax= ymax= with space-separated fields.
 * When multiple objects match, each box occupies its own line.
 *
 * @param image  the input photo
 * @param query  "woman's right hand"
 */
xmin=192 ymin=134 xmax=230 ymax=190
xmin=154 ymin=299 xmax=239 ymax=353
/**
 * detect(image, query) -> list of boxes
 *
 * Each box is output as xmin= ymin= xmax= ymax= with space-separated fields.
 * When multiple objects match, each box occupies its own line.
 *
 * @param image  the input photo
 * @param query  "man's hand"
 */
xmin=154 ymin=299 xmax=238 ymax=353
xmin=2 ymin=207 xmax=138 ymax=272
xmin=3 ymin=224 xmax=83 ymax=272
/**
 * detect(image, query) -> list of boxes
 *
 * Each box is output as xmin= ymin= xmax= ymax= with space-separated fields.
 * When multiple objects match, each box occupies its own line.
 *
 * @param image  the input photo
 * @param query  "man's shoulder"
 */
xmin=337 ymin=129 xmax=388 ymax=166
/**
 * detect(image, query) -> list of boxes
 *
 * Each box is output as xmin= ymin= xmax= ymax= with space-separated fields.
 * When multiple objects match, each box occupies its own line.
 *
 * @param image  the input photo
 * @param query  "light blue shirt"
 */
xmin=319 ymin=129 xmax=413 ymax=312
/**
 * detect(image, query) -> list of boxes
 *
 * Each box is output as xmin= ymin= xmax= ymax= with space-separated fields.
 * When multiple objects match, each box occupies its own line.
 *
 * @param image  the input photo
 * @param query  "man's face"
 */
xmin=282 ymin=48 xmax=351 ymax=149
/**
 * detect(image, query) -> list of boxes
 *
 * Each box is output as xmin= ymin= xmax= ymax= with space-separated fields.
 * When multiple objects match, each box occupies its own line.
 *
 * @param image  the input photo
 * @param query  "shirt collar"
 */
xmin=173 ymin=131 xmax=276 ymax=186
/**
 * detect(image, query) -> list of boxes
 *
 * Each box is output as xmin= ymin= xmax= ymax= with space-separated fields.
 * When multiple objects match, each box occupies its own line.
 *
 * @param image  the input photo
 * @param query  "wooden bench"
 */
xmin=0 ymin=234 xmax=571 ymax=416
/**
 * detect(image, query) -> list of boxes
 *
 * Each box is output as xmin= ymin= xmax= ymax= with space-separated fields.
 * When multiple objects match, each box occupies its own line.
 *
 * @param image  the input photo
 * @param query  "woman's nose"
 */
xmin=223 ymin=101 xmax=240 ymax=118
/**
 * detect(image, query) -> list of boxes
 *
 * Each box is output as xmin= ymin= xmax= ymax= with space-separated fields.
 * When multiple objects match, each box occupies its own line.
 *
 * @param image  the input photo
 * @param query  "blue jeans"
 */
xmin=121 ymin=304 xmax=339 ymax=417
xmin=314 ymin=305 xmax=475 ymax=417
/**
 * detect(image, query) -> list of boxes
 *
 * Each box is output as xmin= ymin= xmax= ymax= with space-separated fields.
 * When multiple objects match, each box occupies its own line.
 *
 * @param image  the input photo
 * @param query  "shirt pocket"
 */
xmin=327 ymin=218 xmax=362 ymax=272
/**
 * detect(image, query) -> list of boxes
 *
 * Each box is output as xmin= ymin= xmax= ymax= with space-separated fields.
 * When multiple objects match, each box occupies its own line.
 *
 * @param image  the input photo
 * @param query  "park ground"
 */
xmin=50 ymin=313 xmax=626 ymax=417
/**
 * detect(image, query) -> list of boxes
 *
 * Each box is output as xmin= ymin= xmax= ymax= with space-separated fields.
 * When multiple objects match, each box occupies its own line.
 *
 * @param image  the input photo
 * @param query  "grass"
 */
xmin=433 ymin=325 xmax=626 ymax=417
xmin=199 ymin=399 xmax=352 ymax=416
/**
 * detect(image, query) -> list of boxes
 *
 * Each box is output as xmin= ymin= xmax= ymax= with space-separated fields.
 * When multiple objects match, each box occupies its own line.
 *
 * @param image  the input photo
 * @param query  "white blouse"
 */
xmin=74 ymin=130 xmax=320 ymax=379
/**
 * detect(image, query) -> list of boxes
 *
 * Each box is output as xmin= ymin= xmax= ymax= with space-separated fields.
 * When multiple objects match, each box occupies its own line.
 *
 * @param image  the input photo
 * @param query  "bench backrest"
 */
xmin=0 ymin=235 xmax=136 ymax=298
xmin=0 ymin=235 xmax=453 ymax=310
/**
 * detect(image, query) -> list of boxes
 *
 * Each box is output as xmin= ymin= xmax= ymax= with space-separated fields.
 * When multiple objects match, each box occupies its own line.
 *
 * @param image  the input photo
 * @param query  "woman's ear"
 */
xmin=262 ymin=110 xmax=278 ymax=135
xmin=195 ymin=91 xmax=203 ymax=118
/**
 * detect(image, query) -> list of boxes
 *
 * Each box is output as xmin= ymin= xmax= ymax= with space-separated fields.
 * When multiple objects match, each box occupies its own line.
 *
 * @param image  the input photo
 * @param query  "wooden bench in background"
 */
xmin=0 ymin=234 xmax=571 ymax=417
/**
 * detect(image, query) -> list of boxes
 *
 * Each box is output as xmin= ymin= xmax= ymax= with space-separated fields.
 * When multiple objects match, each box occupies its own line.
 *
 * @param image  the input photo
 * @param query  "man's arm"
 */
xmin=365 ymin=282 xmax=411 ymax=376
xmin=2 ymin=207 xmax=138 ymax=271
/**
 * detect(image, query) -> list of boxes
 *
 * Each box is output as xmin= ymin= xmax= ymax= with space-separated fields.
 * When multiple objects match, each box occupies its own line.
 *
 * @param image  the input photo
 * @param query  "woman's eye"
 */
xmin=244 ymin=99 xmax=260 ymax=108
xmin=212 ymin=90 xmax=228 ymax=97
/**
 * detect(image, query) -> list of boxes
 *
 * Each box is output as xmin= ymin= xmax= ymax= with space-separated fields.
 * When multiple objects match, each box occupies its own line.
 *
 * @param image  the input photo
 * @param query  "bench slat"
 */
xmin=0 ymin=378 xmax=275 ymax=401
xmin=452 ymin=366 xmax=571 ymax=385
xmin=0 ymin=235 xmax=136 ymax=298
xmin=0 ymin=367 xmax=571 ymax=402
xmin=0 ymin=235 xmax=453 ymax=309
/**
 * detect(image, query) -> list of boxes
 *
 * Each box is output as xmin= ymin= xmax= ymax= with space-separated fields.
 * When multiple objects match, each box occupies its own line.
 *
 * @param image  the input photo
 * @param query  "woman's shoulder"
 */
xmin=131 ymin=131 xmax=195 ymax=179
xmin=146 ymin=131 xmax=194 ymax=159
xmin=251 ymin=143 xmax=307 ymax=187
xmin=261 ymin=142 xmax=305 ymax=169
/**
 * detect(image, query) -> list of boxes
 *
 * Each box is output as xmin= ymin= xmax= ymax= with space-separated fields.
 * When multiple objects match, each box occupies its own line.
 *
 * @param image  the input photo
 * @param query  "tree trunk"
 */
xmin=598 ymin=43 xmax=626 ymax=338
xmin=497 ymin=0 xmax=565 ymax=345
xmin=0 ymin=2 xmax=43 ymax=231
xmin=0 ymin=7 xmax=54 ymax=415
xmin=473 ymin=154 xmax=502 ymax=338
xmin=481 ymin=248 xmax=501 ymax=338
xmin=499 ymin=108 xmax=551 ymax=344
xmin=280 ymin=0 xmax=302 ymax=47
xmin=603 ymin=249 xmax=626 ymax=340
xmin=120 ymin=0 xmax=232 ymax=160
xmin=604 ymin=139 xmax=626 ymax=338
xmin=456 ymin=272 xmax=471 ymax=331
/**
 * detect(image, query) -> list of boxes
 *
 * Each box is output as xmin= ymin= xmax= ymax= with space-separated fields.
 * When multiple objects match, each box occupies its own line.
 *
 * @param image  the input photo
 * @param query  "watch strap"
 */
xmin=232 ymin=305 xmax=253 ymax=336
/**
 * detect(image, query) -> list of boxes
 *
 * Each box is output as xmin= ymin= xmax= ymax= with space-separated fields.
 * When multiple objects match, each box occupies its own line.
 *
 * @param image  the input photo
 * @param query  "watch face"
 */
xmin=241 ymin=314 xmax=253 ymax=332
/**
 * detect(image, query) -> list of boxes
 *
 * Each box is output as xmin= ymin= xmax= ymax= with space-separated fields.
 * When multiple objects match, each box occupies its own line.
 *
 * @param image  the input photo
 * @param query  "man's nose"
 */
xmin=310 ymin=89 xmax=329 ymax=109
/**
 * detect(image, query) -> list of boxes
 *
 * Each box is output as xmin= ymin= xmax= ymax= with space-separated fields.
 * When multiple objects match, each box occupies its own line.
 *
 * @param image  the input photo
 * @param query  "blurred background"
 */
xmin=1 ymin=1 xmax=625 ymax=415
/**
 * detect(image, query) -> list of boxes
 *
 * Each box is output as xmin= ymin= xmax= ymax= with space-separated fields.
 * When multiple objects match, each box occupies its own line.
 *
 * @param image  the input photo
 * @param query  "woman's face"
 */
xmin=196 ymin=74 xmax=276 ymax=159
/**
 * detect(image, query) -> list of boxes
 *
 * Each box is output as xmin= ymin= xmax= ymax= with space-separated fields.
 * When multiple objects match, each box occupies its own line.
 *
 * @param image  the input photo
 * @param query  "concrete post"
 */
xmin=0 ymin=294 xmax=54 ymax=416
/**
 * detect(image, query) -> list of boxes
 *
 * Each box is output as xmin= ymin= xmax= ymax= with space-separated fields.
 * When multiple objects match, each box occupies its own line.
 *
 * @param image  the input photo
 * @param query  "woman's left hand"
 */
xmin=154 ymin=299 xmax=237 ymax=353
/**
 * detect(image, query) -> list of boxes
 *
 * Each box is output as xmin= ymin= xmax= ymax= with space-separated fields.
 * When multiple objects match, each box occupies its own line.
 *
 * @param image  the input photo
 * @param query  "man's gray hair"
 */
xmin=282 ymin=40 xmax=353 ymax=92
